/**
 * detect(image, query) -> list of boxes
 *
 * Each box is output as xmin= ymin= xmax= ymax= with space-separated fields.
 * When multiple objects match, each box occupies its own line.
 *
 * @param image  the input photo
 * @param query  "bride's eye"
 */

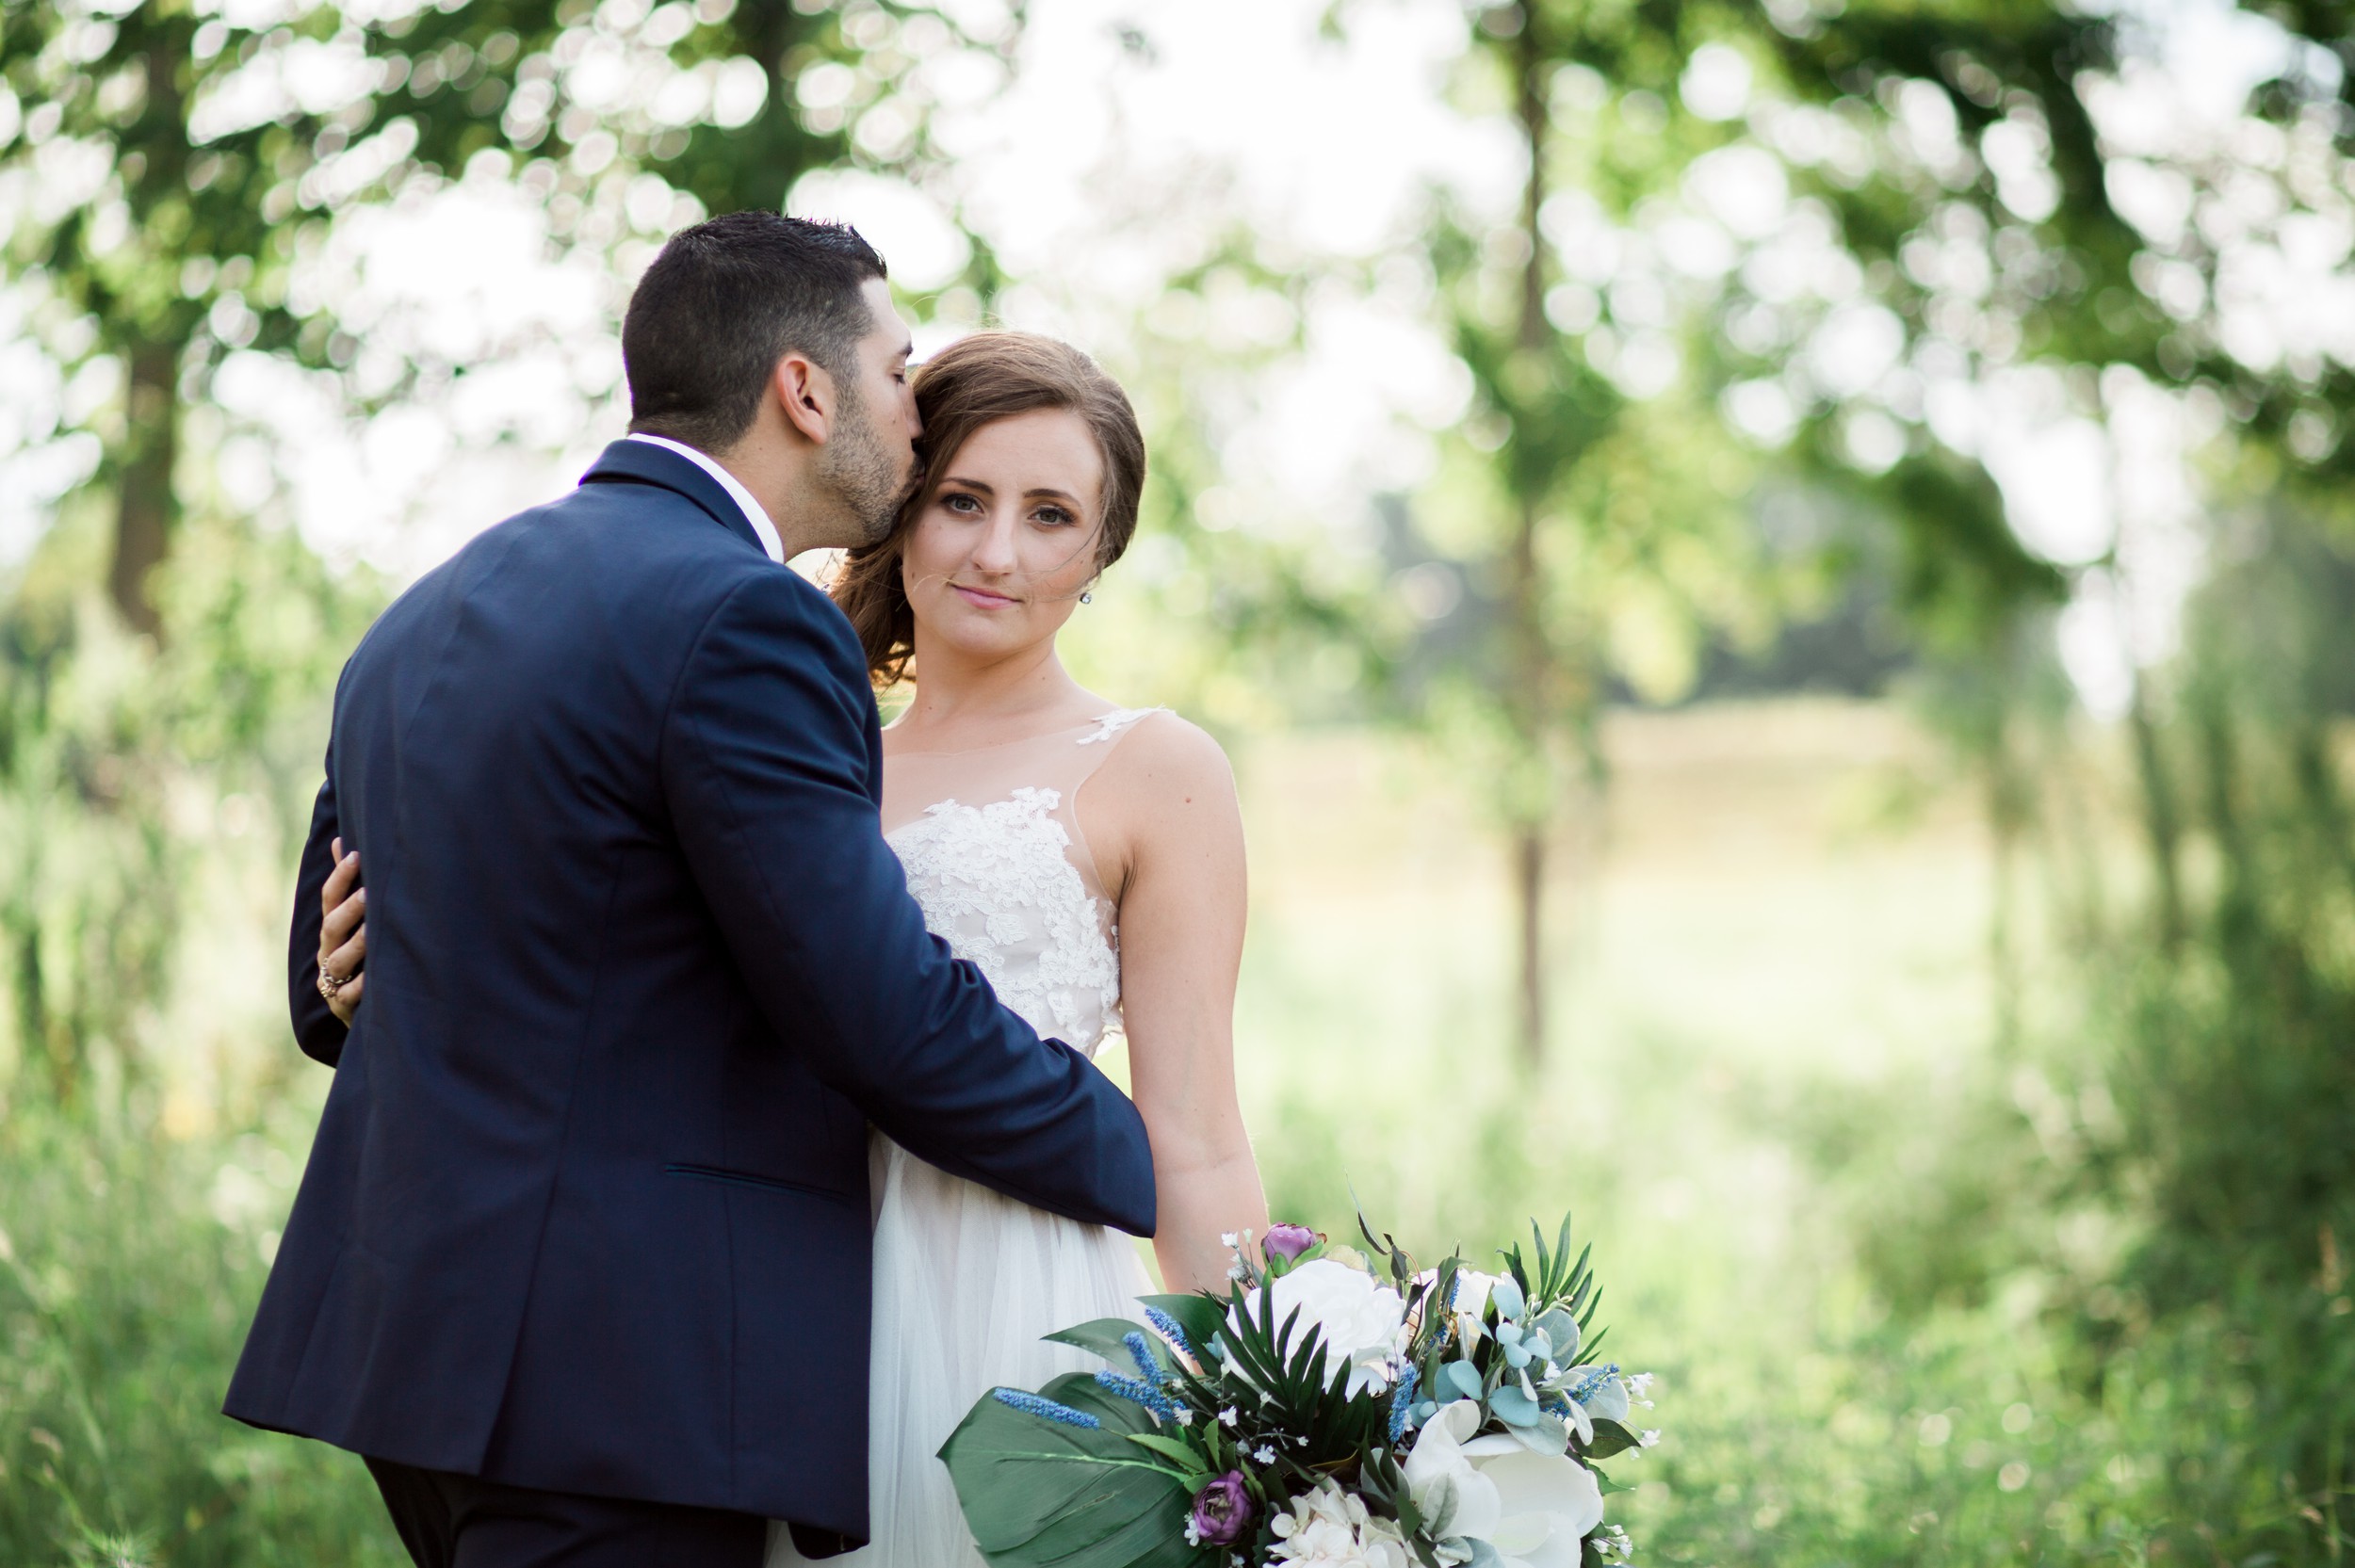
xmin=1032 ymin=505 xmax=1074 ymax=527
xmin=941 ymin=493 xmax=983 ymax=516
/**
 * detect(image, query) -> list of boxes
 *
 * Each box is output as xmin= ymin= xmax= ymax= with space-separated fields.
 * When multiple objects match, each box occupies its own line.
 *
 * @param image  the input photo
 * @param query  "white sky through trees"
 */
xmin=0 ymin=0 xmax=2332 ymax=717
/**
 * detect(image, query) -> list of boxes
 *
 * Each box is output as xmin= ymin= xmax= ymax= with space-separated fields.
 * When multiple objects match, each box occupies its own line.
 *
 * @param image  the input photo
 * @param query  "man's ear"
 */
xmin=771 ymin=352 xmax=834 ymax=446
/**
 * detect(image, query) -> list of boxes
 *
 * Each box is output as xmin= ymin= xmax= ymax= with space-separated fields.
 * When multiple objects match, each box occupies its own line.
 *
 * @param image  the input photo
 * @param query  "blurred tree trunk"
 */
xmin=109 ymin=341 xmax=178 ymax=640
xmin=1986 ymin=720 xmax=2027 ymax=1056
xmin=1505 ymin=7 xmax=1556 ymax=1069
xmin=2126 ymin=667 xmax=2184 ymax=958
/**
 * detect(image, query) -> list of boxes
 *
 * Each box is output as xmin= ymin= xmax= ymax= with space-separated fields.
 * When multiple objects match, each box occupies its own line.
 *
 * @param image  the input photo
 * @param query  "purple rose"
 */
xmin=1190 ymin=1471 xmax=1254 ymax=1547
xmin=1264 ymin=1222 xmax=1320 ymax=1262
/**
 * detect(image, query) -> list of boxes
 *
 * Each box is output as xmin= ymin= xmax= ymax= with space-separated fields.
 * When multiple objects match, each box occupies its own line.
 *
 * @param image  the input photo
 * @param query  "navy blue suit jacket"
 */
xmin=224 ymin=440 xmax=1157 ymax=1540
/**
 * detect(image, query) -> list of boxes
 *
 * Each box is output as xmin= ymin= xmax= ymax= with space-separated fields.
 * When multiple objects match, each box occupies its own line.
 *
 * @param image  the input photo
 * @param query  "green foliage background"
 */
xmin=1 ymin=0 xmax=2352 ymax=1562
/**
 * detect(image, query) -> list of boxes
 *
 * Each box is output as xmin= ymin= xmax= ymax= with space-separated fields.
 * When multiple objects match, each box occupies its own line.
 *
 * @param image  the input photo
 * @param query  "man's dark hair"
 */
xmin=622 ymin=212 xmax=888 ymax=452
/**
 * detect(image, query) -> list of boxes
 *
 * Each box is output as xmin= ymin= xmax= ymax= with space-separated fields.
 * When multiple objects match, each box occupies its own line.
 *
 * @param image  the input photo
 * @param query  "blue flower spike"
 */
xmin=1145 ymin=1305 xmax=1196 ymax=1362
xmin=1096 ymin=1367 xmax=1179 ymax=1422
xmin=1123 ymin=1331 xmax=1166 ymax=1386
xmin=993 ymin=1388 xmax=1103 ymax=1430
xmin=1388 ymin=1365 xmax=1421 ymax=1443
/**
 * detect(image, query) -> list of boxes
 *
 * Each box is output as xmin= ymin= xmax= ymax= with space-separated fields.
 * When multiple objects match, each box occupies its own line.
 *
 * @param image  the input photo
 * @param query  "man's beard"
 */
xmin=819 ymin=383 xmax=918 ymax=548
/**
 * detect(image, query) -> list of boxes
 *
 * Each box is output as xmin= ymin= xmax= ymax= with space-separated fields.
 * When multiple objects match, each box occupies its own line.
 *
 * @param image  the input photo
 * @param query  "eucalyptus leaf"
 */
xmin=1490 ymin=1383 xmax=1541 ymax=1427
xmin=1535 ymin=1307 xmax=1581 ymax=1358
xmin=1504 ymin=1411 xmax=1570 ymax=1455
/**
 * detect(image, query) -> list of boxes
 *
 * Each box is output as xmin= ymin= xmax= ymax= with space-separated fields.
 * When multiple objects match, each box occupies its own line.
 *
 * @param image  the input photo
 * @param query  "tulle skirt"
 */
xmin=766 ymin=1134 xmax=1154 ymax=1568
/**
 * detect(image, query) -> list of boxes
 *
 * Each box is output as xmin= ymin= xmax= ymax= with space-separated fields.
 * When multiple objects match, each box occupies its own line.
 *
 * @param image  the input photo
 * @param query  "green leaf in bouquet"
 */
xmin=1044 ymin=1317 xmax=1177 ymax=1376
xmin=1220 ymin=1290 xmax=1302 ymax=1392
xmin=1353 ymin=1195 xmax=1420 ymax=1289
xmin=939 ymin=1371 xmax=1195 ymax=1568
xmin=1124 ymin=1431 xmax=1212 ymax=1486
xmin=1593 ymin=1466 xmax=1634 ymax=1495
xmin=1583 ymin=1418 xmax=1642 ymax=1460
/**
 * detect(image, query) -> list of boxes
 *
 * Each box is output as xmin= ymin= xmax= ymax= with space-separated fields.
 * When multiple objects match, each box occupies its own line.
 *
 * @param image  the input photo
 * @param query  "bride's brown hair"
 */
xmin=832 ymin=331 xmax=1145 ymax=687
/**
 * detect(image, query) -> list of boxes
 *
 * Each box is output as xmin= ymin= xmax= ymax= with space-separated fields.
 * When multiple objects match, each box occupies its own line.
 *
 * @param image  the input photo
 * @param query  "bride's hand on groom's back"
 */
xmin=318 ymin=837 xmax=367 ymax=1025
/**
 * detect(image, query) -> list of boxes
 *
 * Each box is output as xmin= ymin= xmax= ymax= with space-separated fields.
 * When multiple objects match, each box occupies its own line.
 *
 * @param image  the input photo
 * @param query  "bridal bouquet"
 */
xmin=939 ymin=1213 xmax=1658 ymax=1568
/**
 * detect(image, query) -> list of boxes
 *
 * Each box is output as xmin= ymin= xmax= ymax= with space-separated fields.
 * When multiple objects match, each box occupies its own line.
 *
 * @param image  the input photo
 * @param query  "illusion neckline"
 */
xmin=882 ymin=705 xmax=1140 ymax=759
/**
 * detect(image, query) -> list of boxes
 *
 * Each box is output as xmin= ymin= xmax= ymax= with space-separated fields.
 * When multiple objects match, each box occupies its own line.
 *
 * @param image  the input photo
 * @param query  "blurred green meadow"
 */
xmin=6 ymin=693 xmax=2021 ymax=1566
xmin=7 ymin=0 xmax=2355 ymax=1561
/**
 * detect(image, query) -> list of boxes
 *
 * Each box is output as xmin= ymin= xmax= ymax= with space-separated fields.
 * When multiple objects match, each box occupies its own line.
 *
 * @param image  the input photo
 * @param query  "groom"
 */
xmin=223 ymin=214 xmax=1158 ymax=1566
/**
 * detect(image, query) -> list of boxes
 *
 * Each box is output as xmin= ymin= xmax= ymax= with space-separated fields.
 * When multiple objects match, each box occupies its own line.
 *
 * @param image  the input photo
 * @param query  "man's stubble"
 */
xmin=820 ymin=379 xmax=918 ymax=549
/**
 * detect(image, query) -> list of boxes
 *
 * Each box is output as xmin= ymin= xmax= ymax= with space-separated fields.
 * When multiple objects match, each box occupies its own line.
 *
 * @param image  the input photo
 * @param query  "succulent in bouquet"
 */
xmin=939 ymin=1211 xmax=1658 ymax=1568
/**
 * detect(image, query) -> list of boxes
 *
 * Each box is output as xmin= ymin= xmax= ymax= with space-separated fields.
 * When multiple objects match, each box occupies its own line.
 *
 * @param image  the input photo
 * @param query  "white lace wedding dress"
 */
xmin=767 ymin=707 xmax=1164 ymax=1568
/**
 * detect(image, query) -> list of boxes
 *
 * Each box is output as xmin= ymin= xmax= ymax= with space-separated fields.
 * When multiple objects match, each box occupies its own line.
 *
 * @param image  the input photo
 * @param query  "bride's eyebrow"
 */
xmin=938 ymin=477 xmax=1083 ymax=509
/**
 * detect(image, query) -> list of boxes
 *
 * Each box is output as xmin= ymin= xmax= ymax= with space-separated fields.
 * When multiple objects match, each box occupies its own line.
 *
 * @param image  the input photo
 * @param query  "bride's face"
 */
xmin=900 ymin=409 xmax=1106 ymax=664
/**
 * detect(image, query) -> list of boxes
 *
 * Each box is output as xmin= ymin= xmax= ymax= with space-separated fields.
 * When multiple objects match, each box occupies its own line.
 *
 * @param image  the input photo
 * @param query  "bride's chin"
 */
xmin=913 ymin=616 xmax=1049 ymax=663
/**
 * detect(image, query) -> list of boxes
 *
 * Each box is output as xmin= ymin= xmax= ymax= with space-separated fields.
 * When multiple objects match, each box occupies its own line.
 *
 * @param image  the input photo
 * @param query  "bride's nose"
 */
xmin=967 ymin=509 xmax=1020 ymax=576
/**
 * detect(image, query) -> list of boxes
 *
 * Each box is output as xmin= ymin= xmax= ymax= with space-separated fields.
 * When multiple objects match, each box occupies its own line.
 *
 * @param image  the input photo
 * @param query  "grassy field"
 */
xmin=4 ymin=697 xmax=2147 ymax=1565
xmin=1113 ymin=700 xmax=2105 ymax=1567
xmin=1213 ymin=698 xmax=2008 ymax=1267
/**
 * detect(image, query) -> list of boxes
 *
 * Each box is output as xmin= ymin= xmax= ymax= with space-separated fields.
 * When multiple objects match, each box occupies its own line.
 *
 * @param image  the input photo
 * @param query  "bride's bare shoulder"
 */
xmin=1088 ymin=707 xmax=1232 ymax=797
xmin=1079 ymin=706 xmax=1242 ymax=879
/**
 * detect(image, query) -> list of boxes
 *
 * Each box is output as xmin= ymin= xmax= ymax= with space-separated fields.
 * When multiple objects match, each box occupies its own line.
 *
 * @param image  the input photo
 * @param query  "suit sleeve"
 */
xmin=658 ymin=574 xmax=1158 ymax=1237
xmin=286 ymin=768 xmax=349 ymax=1068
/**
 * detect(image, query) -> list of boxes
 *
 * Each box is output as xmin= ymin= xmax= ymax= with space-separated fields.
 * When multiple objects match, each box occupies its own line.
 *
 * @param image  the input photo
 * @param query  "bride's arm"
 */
xmin=1084 ymin=716 xmax=1268 ymax=1294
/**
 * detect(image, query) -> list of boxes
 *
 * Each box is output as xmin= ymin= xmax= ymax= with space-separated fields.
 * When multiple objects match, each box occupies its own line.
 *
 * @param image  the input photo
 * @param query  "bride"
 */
xmin=315 ymin=329 xmax=1270 ymax=1564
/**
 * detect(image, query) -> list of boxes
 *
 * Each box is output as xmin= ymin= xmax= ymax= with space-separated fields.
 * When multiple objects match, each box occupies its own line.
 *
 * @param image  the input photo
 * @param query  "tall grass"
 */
xmin=0 ymin=1107 xmax=399 ymax=1567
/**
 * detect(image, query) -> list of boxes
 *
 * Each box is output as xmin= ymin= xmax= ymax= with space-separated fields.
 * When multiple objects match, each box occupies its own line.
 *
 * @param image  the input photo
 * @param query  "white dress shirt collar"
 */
xmin=624 ymin=432 xmax=784 ymax=564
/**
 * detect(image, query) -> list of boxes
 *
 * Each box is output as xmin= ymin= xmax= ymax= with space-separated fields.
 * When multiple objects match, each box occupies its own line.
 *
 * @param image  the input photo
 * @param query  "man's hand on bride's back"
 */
xmin=318 ymin=836 xmax=367 ymax=1025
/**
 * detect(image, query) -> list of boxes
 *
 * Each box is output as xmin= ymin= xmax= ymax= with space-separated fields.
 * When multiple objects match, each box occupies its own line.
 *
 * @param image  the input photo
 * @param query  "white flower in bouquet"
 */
xmin=1405 ymin=1400 xmax=1606 ymax=1568
xmin=1233 ymin=1259 xmax=1408 ymax=1398
xmin=1403 ymin=1398 xmax=1504 ymax=1542
xmin=1447 ymin=1269 xmax=1508 ymax=1352
xmin=1266 ymin=1480 xmax=1414 ymax=1568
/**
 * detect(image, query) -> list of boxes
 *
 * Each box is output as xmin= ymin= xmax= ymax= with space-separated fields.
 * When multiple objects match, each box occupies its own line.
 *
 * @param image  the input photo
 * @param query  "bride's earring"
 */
xmin=1080 ymin=590 xmax=1093 ymax=605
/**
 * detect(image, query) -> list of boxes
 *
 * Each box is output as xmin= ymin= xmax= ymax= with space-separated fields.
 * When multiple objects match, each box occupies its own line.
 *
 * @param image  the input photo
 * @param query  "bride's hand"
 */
xmin=318 ymin=837 xmax=367 ymax=1025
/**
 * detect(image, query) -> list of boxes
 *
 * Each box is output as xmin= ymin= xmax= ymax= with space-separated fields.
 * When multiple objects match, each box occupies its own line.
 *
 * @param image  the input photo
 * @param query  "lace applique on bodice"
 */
xmin=882 ymin=708 xmax=1166 ymax=1059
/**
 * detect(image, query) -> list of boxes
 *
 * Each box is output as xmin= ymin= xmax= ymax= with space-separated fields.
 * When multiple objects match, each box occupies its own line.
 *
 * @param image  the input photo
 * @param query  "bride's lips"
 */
xmin=950 ymin=583 xmax=1021 ymax=609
